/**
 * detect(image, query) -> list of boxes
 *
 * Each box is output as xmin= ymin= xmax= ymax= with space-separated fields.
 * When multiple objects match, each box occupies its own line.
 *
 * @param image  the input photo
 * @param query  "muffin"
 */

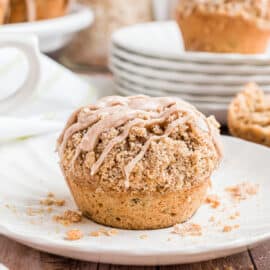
xmin=57 ymin=96 xmax=222 ymax=230
xmin=228 ymin=83 xmax=270 ymax=146
xmin=0 ymin=0 xmax=9 ymax=24
xmin=8 ymin=0 xmax=70 ymax=23
xmin=175 ymin=0 xmax=270 ymax=54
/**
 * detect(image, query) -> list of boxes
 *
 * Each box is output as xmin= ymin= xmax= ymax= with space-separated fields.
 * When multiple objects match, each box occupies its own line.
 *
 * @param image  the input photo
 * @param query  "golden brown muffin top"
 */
xmin=58 ymin=96 xmax=222 ymax=192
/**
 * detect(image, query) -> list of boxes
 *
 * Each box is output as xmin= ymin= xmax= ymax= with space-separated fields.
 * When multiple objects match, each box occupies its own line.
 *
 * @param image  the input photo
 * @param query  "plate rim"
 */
xmin=110 ymin=56 xmax=270 ymax=85
xmin=0 ymin=134 xmax=270 ymax=264
xmin=111 ymin=45 xmax=270 ymax=74
xmin=112 ymin=21 xmax=270 ymax=64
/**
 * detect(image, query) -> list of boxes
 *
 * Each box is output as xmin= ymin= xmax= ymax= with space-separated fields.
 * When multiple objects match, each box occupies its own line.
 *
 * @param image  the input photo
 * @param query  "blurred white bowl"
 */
xmin=0 ymin=3 xmax=94 ymax=53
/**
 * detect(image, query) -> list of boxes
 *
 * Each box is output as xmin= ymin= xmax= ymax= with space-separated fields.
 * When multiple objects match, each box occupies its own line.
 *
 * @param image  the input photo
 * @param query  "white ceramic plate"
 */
xmin=115 ymin=79 xmax=232 ymax=104
xmin=111 ymin=46 xmax=270 ymax=75
xmin=0 ymin=133 xmax=269 ymax=264
xmin=112 ymin=21 xmax=270 ymax=64
xmin=110 ymin=65 xmax=270 ymax=95
xmin=111 ymin=56 xmax=270 ymax=85
xmin=114 ymin=83 xmax=228 ymax=124
xmin=0 ymin=4 xmax=93 ymax=53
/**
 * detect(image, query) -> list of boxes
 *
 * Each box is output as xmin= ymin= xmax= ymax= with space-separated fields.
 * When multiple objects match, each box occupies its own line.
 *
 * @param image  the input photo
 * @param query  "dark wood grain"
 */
xmin=250 ymin=242 xmax=270 ymax=270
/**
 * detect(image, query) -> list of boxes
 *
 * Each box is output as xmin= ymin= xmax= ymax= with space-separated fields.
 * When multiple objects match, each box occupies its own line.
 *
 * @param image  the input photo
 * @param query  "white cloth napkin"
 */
xmin=0 ymin=264 xmax=9 ymax=270
xmin=0 ymin=53 xmax=97 ymax=143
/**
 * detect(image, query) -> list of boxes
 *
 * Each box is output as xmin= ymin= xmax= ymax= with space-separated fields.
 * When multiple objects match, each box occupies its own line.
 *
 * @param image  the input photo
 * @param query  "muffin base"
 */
xmin=66 ymin=177 xmax=209 ymax=230
xmin=176 ymin=11 xmax=270 ymax=54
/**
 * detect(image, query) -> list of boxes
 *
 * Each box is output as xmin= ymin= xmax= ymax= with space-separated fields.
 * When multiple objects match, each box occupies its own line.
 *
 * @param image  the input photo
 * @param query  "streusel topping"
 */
xmin=58 ymin=96 xmax=222 ymax=192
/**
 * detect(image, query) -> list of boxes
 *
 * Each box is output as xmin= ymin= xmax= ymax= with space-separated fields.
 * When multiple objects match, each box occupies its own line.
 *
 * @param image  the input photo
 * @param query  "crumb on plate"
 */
xmin=205 ymin=194 xmax=221 ymax=208
xmin=40 ymin=192 xmax=65 ymax=207
xmin=53 ymin=210 xmax=82 ymax=226
xmin=225 ymin=182 xmax=259 ymax=201
xmin=172 ymin=223 xmax=202 ymax=237
xmin=65 ymin=229 xmax=83 ymax=241
xmin=223 ymin=224 xmax=240 ymax=233
xmin=229 ymin=211 xmax=240 ymax=220
xmin=89 ymin=228 xmax=119 ymax=237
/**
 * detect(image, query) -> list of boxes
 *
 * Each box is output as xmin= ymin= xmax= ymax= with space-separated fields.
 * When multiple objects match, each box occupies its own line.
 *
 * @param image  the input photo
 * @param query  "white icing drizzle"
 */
xmin=57 ymin=96 xmax=222 ymax=188
xmin=123 ymin=116 xmax=190 ymax=189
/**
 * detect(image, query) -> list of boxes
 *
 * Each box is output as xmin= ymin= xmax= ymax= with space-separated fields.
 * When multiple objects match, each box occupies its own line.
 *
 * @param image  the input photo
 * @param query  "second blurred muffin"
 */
xmin=175 ymin=0 xmax=270 ymax=54
xmin=0 ymin=0 xmax=8 ymax=24
xmin=9 ymin=0 xmax=70 ymax=23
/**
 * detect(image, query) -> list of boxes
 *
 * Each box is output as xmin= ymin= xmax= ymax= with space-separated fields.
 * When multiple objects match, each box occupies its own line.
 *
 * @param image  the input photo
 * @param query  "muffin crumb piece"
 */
xmin=223 ymin=225 xmax=233 ymax=233
xmin=229 ymin=211 xmax=240 ymax=220
xmin=140 ymin=234 xmax=148 ymax=240
xmin=172 ymin=223 xmax=202 ymax=237
xmin=89 ymin=231 xmax=102 ymax=237
xmin=54 ymin=210 xmax=82 ymax=226
xmin=65 ymin=229 xmax=83 ymax=241
xmin=40 ymin=193 xmax=66 ymax=207
xmin=205 ymin=194 xmax=221 ymax=208
xmin=89 ymin=228 xmax=118 ymax=237
xmin=223 ymin=224 xmax=240 ymax=233
xmin=225 ymin=182 xmax=259 ymax=201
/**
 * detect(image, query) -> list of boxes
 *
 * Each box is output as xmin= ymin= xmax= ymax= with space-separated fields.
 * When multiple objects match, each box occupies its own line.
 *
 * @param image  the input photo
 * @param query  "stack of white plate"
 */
xmin=110 ymin=21 xmax=270 ymax=124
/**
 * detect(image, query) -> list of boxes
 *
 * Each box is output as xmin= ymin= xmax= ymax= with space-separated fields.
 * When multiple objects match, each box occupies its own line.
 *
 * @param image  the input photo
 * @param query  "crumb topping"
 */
xmin=58 ymin=96 xmax=222 ymax=192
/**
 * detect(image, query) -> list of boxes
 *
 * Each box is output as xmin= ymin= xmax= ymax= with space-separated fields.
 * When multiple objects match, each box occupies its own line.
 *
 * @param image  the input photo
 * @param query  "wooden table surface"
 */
xmin=1 ymin=67 xmax=269 ymax=270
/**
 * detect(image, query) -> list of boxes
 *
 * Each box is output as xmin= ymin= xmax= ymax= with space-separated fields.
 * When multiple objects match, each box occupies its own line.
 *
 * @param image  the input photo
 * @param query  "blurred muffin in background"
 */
xmin=228 ymin=83 xmax=270 ymax=146
xmin=175 ymin=0 xmax=270 ymax=54
xmin=0 ymin=0 xmax=9 ymax=24
xmin=9 ymin=0 xmax=70 ymax=23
